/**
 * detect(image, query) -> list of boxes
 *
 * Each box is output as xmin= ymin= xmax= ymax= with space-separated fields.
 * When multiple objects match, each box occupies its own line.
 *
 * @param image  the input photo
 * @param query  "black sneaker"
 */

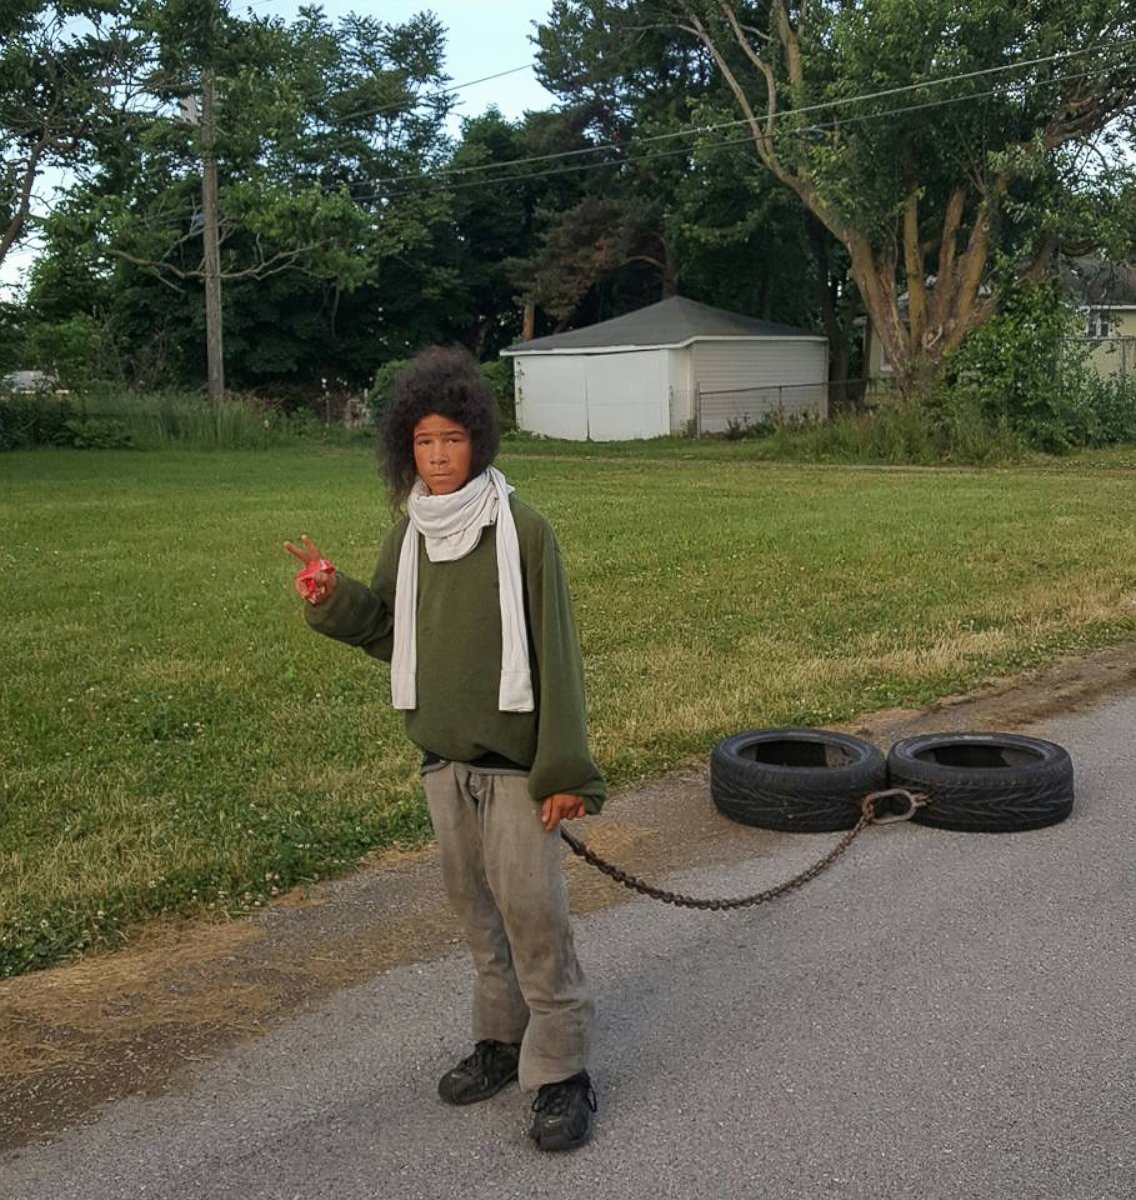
xmin=529 ymin=1071 xmax=597 ymax=1151
xmin=437 ymin=1040 xmax=520 ymax=1105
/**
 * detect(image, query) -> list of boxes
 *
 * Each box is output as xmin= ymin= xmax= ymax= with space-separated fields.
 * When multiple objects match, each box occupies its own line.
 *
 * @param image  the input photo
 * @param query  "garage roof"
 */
xmin=503 ymin=296 xmax=823 ymax=355
xmin=1061 ymin=256 xmax=1136 ymax=308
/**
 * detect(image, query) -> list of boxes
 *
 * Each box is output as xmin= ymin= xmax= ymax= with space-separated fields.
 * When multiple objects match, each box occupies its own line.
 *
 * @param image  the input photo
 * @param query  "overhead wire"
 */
xmin=328 ymin=37 xmax=1136 ymax=189
xmin=337 ymin=61 xmax=1134 ymax=204
xmin=332 ymin=65 xmax=535 ymax=124
xmin=234 ymin=0 xmax=538 ymax=122
xmin=78 ymin=53 xmax=1135 ymax=234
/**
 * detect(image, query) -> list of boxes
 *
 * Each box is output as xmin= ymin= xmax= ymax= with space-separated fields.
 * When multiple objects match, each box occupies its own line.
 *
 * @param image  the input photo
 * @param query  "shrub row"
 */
xmin=0 ymin=389 xmax=376 ymax=451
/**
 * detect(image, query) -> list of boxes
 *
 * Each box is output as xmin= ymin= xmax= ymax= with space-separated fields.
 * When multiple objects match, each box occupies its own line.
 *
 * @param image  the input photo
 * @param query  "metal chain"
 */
xmin=558 ymin=788 xmax=928 ymax=912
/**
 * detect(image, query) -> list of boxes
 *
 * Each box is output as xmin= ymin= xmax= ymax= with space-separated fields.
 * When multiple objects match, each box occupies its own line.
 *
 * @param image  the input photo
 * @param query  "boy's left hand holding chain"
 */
xmin=541 ymin=793 xmax=585 ymax=831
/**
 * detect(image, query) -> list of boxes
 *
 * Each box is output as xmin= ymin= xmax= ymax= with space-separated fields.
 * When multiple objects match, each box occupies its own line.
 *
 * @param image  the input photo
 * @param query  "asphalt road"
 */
xmin=3 ymin=696 xmax=1134 ymax=1200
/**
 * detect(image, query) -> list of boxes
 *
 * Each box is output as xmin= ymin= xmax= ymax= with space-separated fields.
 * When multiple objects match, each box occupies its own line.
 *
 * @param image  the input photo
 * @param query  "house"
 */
xmin=500 ymin=296 xmax=829 ymax=440
xmin=863 ymin=257 xmax=1136 ymax=386
xmin=1062 ymin=256 xmax=1136 ymax=378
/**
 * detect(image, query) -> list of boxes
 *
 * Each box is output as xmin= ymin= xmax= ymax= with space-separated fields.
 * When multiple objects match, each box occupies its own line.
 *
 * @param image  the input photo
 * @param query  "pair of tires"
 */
xmin=710 ymin=728 xmax=1075 ymax=834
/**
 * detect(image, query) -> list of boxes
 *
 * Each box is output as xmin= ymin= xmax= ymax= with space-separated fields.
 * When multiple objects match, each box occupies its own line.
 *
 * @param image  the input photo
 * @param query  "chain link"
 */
xmin=558 ymin=789 xmax=928 ymax=911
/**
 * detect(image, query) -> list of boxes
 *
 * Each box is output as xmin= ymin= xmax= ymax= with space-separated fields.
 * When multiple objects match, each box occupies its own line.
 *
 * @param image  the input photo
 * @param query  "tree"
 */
xmin=674 ymin=1 xmax=1136 ymax=392
xmin=1 ymin=1 xmax=142 ymax=272
xmin=528 ymin=0 xmax=854 ymax=375
xmin=26 ymin=4 xmax=459 ymax=390
xmin=446 ymin=106 xmax=607 ymax=349
xmin=523 ymin=1 xmax=711 ymax=327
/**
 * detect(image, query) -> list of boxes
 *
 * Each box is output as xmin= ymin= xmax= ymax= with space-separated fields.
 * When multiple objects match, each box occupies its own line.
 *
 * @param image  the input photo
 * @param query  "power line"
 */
xmin=234 ymin=0 xmax=536 ymax=122
xmin=334 ymin=65 xmax=534 ymax=124
xmin=87 ymin=56 xmax=1135 ymax=234
xmin=357 ymin=38 xmax=1136 ymax=189
xmin=208 ymin=63 xmax=535 ymax=135
xmin=342 ymin=61 xmax=1131 ymax=203
xmin=235 ymin=0 xmax=537 ymax=121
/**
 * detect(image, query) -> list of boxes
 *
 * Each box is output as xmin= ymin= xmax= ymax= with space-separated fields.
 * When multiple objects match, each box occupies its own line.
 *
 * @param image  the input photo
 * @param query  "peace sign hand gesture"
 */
xmin=285 ymin=534 xmax=338 ymax=604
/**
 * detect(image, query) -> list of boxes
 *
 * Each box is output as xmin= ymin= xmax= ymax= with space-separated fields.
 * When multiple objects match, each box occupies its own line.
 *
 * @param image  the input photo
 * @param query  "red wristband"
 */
xmin=295 ymin=558 xmax=336 ymax=603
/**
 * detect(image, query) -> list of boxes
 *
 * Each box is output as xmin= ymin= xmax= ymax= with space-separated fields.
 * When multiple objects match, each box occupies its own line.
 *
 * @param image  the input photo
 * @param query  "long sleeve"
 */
xmin=521 ymin=514 xmax=607 ymax=812
xmin=303 ymin=520 xmax=405 ymax=662
xmin=301 ymin=502 xmax=606 ymax=813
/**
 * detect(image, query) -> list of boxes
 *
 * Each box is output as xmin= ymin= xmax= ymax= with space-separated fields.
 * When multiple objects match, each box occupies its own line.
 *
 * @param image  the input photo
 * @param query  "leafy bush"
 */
xmin=481 ymin=357 xmax=516 ymax=429
xmin=1079 ymin=373 xmax=1136 ymax=446
xmin=721 ymin=415 xmax=755 ymax=441
xmin=715 ymin=390 xmax=1029 ymax=465
xmin=1 ymin=387 xmax=376 ymax=451
xmin=25 ymin=313 xmax=124 ymax=392
xmin=367 ymin=358 xmax=409 ymax=423
xmin=0 ymin=393 xmax=75 ymax=449
xmin=367 ymin=355 xmax=516 ymax=430
xmin=58 ymin=417 xmax=133 ymax=449
xmin=942 ymin=281 xmax=1093 ymax=453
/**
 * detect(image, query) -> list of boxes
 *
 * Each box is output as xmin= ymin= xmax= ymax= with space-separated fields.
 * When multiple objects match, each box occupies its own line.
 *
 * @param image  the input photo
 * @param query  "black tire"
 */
xmin=710 ymin=728 xmax=888 ymax=832
xmin=887 ymin=732 xmax=1074 ymax=833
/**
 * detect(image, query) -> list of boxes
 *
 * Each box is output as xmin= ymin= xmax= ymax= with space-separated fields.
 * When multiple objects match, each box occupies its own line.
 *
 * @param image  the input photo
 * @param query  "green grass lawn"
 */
xmin=3 ymin=443 xmax=1135 ymax=976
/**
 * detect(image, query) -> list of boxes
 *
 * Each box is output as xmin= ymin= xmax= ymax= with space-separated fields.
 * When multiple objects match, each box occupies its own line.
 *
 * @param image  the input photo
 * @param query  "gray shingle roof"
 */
xmin=503 ymin=296 xmax=822 ymax=353
xmin=1061 ymin=257 xmax=1136 ymax=307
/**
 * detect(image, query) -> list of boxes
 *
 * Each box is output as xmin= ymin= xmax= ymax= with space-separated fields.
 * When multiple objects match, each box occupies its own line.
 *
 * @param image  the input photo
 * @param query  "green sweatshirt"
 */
xmin=304 ymin=495 xmax=606 ymax=812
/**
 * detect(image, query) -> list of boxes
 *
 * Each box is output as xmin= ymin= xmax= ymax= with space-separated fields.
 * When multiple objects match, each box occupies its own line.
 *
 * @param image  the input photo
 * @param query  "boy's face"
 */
xmin=413 ymin=413 xmax=473 ymax=495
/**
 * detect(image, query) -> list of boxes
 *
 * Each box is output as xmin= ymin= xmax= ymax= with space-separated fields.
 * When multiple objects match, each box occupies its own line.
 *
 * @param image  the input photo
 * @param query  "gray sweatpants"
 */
xmin=422 ymin=762 xmax=594 ymax=1090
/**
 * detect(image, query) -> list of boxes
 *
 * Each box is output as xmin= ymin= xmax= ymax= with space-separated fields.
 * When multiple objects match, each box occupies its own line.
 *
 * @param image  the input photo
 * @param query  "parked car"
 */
xmin=0 ymin=370 xmax=69 ymax=395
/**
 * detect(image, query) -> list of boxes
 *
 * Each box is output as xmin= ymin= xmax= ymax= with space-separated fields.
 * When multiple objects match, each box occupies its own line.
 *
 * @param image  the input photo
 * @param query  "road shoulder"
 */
xmin=3 ymin=640 xmax=1134 ymax=1153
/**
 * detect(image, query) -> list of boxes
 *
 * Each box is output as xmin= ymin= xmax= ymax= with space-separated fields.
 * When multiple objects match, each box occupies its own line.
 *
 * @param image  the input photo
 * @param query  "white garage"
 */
xmin=501 ymin=296 xmax=829 ymax=440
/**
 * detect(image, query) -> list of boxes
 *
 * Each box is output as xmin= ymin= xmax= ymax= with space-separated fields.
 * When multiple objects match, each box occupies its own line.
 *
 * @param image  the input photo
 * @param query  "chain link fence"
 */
xmin=693 ymin=378 xmax=870 ymax=435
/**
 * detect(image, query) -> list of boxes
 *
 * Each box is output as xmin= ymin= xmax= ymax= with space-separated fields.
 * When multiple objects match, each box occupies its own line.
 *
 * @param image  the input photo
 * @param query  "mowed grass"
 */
xmin=3 ymin=444 xmax=1136 ymax=975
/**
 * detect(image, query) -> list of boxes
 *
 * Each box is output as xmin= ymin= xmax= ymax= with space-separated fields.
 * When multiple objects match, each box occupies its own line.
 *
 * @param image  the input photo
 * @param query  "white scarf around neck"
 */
xmin=391 ymin=466 xmax=535 ymax=713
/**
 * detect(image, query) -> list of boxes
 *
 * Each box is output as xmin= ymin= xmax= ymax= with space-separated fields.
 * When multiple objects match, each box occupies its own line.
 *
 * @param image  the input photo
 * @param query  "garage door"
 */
xmin=583 ymin=350 xmax=667 ymax=440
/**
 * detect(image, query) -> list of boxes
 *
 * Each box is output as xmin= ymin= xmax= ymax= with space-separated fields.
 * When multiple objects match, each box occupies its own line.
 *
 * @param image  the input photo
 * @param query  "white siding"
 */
xmin=515 ymin=349 xmax=669 ymax=440
xmin=514 ymin=356 xmax=588 ymax=440
xmin=667 ymin=348 xmax=694 ymax=433
xmin=581 ymin=350 xmax=668 ymax=440
xmin=692 ymin=339 xmax=828 ymax=433
xmin=511 ymin=334 xmax=830 ymax=441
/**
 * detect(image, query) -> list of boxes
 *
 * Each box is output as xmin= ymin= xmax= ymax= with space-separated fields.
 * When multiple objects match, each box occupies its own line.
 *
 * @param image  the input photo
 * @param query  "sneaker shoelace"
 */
xmin=470 ymin=1040 xmax=509 ymax=1075
xmin=531 ymin=1075 xmax=597 ymax=1116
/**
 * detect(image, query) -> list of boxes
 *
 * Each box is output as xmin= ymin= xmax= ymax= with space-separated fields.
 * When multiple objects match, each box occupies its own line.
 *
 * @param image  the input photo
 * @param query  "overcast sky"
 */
xmin=2 ymin=1 xmax=561 ymax=300
xmin=247 ymin=0 xmax=560 ymax=120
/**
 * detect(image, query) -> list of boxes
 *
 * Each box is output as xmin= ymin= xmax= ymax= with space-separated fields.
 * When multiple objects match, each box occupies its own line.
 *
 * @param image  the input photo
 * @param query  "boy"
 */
xmin=286 ymin=345 xmax=604 ymax=1151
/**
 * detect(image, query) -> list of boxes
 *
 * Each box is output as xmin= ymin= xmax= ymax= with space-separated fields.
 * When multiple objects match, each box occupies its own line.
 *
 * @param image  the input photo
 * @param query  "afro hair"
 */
xmin=377 ymin=345 xmax=500 ymax=507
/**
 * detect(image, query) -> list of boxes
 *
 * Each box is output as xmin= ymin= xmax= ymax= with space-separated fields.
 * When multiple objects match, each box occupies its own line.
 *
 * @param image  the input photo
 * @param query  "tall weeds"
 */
xmin=1 ymin=388 xmax=372 ymax=451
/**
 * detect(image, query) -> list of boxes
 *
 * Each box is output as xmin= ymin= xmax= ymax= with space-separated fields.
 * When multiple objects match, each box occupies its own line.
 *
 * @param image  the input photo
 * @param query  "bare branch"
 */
xmin=679 ymin=8 xmax=779 ymax=172
xmin=1018 ymin=232 xmax=1059 ymax=285
xmin=625 ymin=254 xmax=666 ymax=270
xmin=0 ymin=140 xmax=49 ymax=264
xmin=772 ymin=1 xmax=803 ymax=89
xmin=902 ymin=145 xmax=928 ymax=350
xmin=219 ymin=247 xmax=313 ymax=280
xmin=718 ymin=3 xmax=778 ymax=138
xmin=107 ymin=248 xmax=189 ymax=292
xmin=926 ymin=186 xmax=967 ymax=334
xmin=109 ymin=241 xmax=328 ymax=287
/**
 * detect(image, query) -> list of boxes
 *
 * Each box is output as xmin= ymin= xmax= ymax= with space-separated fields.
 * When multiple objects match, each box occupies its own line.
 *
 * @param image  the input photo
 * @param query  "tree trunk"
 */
xmin=682 ymin=5 xmax=1113 ymax=400
xmin=201 ymin=70 xmax=224 ymax=403
xmin=809 ymin=218 xmax=850 ymax=410
xmin=660 ymin=235 xmax=677 ymax=298
xmin=471 ymin=315 xmax=493 ymax=357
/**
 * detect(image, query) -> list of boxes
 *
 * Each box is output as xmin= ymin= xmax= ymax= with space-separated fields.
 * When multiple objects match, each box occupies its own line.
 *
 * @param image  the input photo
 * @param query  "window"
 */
xmin=1087 ymin=309 xmax=1111 ymax=338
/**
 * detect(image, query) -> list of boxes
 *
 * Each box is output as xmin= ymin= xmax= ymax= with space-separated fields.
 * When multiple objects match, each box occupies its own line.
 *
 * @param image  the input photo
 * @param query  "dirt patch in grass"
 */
xmin=2 ymin=640 xmax=1134 ymax=1154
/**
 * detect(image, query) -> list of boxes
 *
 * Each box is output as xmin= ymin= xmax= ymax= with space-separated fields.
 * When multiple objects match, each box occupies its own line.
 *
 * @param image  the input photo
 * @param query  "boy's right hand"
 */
xmin=285 ymin=535 xmax=337 ymax=604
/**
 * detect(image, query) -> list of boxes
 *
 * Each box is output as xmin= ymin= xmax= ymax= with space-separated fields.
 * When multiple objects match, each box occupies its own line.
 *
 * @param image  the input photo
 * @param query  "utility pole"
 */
xmin=200 ymin=68 xmax=224 ymax=402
